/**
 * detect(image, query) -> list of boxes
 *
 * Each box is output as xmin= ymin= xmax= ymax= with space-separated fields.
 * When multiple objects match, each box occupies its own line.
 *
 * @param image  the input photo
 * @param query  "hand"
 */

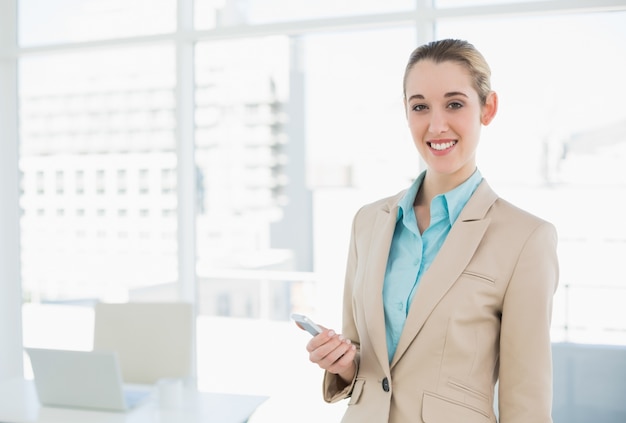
xmin=306 ymin=328 xmax=356 ymax=383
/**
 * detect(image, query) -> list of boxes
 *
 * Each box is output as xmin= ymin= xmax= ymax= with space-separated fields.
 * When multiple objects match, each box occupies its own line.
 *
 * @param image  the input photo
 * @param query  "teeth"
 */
xmin=430 ymin=141 xmax=457 ymax=151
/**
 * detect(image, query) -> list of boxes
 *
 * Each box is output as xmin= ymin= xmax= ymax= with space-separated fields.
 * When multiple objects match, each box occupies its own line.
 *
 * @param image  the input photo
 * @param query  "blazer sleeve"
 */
xmin=322 ymin=209 xmax=362 ymax=403
xmin=498 ymin=220 xmax=559 ymax=422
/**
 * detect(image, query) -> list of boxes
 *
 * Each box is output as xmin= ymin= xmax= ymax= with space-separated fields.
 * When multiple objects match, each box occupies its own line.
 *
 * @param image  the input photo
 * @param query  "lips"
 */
xmin=427 ymin=140 xmax=457 ymax=151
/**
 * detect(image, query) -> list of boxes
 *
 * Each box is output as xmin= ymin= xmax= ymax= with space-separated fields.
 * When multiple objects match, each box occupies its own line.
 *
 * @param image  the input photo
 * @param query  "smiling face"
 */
xmin=404 ymin=59 xmax=497 ymax=188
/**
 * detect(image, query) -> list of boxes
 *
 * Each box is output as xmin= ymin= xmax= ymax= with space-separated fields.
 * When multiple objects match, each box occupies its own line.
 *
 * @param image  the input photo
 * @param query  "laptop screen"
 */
xmin=26 ymin=348 xmax=150 ymax=412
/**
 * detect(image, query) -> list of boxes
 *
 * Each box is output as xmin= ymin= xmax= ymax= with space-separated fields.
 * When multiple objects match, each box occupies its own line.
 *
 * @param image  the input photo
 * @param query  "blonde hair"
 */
xmin=403 ymin=39 xmax=492 ymax=105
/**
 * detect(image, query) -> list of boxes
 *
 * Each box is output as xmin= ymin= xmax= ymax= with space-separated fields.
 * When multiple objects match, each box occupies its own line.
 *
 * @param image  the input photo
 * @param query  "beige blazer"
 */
xmin=323 ymin=180 xmax=559 ymax=423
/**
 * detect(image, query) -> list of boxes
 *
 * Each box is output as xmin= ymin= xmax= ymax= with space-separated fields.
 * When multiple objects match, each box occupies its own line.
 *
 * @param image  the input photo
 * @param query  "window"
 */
xmin=55 ymin=171 xmax=64 ymax=194
xmin=138 ymin=169 xmax=149 ymax=194
xmin=161 ymin=168 xmax=175 ymax=194
xmin=96 ymin=170 xmax=106 ymax=194
xmin=7 ymin=2 xmax=626 ymax=422
xmin=18 ymin=43 xmax=177 ymax=309
xmin=75 ymin=170 xmax=85 ymax=194
xmin=436 ymin=0 xmax=544 ymax=7
xmin=116 ymin=170 xmax=127 ymax=195
xmin=437 ymin=11 xmax=626 ymax=344
xmin=18 ymin=0 xmax=177 ymax=46
xmin=194 ymin=0 xmax=414 ymax=29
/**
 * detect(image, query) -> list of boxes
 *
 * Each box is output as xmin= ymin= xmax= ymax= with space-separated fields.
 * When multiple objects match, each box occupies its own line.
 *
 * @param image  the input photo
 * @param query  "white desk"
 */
xmin=0 ymin=379 xmax=267 ymax=423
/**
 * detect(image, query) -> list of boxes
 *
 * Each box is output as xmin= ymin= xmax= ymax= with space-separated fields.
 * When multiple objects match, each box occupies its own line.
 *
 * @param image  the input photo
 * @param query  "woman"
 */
xmin=302 ymin=39 xmax=559 ymax=422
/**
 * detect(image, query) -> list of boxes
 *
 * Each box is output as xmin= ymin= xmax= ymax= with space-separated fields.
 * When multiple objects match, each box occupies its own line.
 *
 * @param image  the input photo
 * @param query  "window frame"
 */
xmin=1 ymin=0 xmax=625 ymax=381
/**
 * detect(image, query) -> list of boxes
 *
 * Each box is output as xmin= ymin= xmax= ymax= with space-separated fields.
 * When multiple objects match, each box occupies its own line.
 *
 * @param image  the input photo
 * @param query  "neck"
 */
xmin=415 ymin=167 xmax=476 ymax=206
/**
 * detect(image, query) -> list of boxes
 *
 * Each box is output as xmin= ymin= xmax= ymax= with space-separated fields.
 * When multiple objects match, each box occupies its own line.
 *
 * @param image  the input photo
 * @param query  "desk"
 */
xmin=0 ymin=379 xmax=267 ymax=423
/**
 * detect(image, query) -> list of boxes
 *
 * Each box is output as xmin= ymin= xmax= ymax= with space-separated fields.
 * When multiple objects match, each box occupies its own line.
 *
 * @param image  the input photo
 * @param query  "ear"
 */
xmin=481 ymin=91 xmax=498 ymax=126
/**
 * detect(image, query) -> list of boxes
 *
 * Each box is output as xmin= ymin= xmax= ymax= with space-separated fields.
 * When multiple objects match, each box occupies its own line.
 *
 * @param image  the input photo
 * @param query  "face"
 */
xmin=404 ymin=59 xmax=497 ymax=185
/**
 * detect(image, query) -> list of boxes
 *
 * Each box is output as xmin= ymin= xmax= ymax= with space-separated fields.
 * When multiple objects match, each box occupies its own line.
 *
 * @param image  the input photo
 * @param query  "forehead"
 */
xmin=405 ymin=59 xmax=475 ymax=97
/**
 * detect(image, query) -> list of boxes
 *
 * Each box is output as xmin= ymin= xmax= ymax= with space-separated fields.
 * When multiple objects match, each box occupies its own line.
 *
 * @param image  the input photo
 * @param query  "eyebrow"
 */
xmin=407 ymin=91 xmax=469 ymax=101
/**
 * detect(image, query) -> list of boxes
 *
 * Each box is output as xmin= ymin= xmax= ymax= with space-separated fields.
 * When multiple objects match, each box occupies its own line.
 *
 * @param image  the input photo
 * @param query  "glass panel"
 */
xmin=305 ymin=28 xmax=418 ymax=198
xmin=19 ymin=43 xmax=178 ymax=351
xmin=18 ymin=0 xmax=176 ymax=47
xmin=193 ymin=29 xmax=415 ymax=415
xmin=436 ymin=0 xmax=545 ymax=7
xmin=195 ymin=36 xmax=295 ymax=318
xmin=194 ymin=36 xmax=306 ymax=402
xmin=438 ymin=12 xmax=626 ymax=345
xmin=194 ymin=0 xmax=415 ymax=30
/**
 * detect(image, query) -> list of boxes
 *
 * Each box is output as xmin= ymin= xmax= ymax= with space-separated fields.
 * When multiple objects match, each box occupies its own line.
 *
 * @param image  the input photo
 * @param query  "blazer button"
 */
xmin=382 ymin=377 xmax=390 ymax=392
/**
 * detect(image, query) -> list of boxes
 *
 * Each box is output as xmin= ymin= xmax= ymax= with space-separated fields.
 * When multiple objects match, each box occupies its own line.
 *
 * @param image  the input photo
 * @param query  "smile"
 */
xmin=428 ymin=140 xmax=457 ymax=151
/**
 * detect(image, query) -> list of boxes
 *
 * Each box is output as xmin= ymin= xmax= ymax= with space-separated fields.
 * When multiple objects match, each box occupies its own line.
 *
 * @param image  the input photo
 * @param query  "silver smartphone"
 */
xmin=290 ymin=313 xmax=323 ymax=336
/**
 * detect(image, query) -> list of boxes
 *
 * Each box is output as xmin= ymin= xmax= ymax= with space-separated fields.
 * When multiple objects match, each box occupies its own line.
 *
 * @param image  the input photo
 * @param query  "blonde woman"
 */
xmin=301 ymin=39 xmax=559 ymax=423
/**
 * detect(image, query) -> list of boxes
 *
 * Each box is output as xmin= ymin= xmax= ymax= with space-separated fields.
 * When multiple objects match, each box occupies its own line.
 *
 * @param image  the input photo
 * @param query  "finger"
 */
xmin=315 ymin=338 xmax=354 ymax=368
xmin=309 ymin=332 xmax=347 ymax=360
xmin=306 ymin=329 xmax=337 ymax=353
xmin=327 ymin=344 xmax=357 ymax=374
xmin=308 ymin=340 xmax=343 ymax=365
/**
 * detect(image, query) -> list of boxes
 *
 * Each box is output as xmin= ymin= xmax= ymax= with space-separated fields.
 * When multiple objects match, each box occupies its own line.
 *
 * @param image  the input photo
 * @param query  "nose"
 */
xmin=428 ymin=109 xmax=448 ymax=134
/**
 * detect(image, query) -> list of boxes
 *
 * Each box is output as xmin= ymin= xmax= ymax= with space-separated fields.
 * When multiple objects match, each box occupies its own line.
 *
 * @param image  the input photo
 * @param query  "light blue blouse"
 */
xmin=382 ymin=169 xmax=483 ymax=363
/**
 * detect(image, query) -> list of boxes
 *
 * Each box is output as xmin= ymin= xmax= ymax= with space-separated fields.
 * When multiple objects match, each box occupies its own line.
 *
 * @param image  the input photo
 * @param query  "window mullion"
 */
xmin=176 ymin=0 xmax=197 ymax=386
xmin=0 ymin=0 xmax=23 ymax=380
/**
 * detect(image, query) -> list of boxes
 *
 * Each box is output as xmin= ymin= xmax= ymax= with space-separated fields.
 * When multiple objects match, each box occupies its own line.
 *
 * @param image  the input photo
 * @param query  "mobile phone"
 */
xmin=290 ymin=313 xmax=323 ymax=336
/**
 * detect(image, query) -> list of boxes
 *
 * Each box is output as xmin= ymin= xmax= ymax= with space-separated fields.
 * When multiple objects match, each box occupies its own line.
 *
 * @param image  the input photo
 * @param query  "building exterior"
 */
xmin=18 ymin=39 xmax=309 ymax=319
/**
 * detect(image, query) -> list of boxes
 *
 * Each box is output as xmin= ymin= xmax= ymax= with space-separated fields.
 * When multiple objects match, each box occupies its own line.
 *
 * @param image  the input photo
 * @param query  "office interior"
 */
xmin=1 ymin=0 xmax=625 ymax=422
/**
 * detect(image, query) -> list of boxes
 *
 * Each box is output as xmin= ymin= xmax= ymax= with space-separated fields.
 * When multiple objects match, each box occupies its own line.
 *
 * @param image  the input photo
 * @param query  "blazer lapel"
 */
xmin=390 ymin=180 xmax=498 ymax=368
xmin=362 ymin=195 xmax=402 ymax=374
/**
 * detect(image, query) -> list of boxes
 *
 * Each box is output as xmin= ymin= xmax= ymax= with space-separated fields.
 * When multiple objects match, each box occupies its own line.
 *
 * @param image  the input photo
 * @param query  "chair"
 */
xmin=552 ymin=342 xmax=626 ymax=423
xmin=93 ymin=302 xmax=193 ymax=385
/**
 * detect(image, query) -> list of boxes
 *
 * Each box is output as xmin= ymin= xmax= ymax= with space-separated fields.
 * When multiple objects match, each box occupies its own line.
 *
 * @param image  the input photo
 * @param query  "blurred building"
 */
xmin=18 ymin=42 xmax=311 ymax=320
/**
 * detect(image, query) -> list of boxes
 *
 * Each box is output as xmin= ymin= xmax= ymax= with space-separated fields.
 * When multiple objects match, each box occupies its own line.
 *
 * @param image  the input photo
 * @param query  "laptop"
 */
xmin=26 ymin=347 xmax=152 ymax=412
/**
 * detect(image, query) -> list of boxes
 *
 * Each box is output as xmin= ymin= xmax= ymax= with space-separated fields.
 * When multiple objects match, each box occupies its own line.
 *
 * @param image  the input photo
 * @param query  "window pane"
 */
xmin=195 ymin=36 xmax=295 ymax=318
xmin=438 ymin=12 xmax=626 ymax=344
xmin=305 ymin=28 xmax=417 ymax=197
xmin=194 ymin=0 xmax=415 ymax=30
xmin=193 ymin=29 xmax=415 ymax=408
xmin=436 ymin=0 xmax=545 ymax=7
xmin=18 ymin=0 xmax=176 ymax=47
xmin=194 ymin=36 xmax=306 ymax=400
xmin=19 ymin=44 xmax=178 ymax=349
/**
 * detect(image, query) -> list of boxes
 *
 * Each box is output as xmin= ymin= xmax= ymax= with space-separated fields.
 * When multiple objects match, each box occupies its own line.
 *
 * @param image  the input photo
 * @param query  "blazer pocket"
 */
xmin=422 ymin=392 xmax=490 ymax=423
xmin=348 ymin=378 xmax=365 ymax=405
xmin=447 ymin=378 xmax=489 ymax=402
xmin=462 ymin=270 xmax=495 ymax=285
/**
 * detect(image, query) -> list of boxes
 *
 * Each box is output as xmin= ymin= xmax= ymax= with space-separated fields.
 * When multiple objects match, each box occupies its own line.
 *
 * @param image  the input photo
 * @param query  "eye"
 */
xmin=411 ymin=104 xmax=428 ymax=112
xmin=447 ymin=101 xmax=463 ymax=110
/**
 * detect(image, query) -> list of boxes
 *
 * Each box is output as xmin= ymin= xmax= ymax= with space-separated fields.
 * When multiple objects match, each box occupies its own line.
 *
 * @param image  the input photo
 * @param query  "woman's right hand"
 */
xmin=306 ymin=328 xmax=356 ymax=384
